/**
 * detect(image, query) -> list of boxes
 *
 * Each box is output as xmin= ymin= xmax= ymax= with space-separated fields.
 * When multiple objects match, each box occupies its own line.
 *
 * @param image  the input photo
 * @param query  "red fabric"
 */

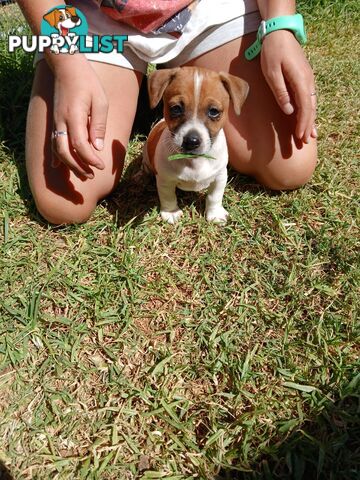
xmin=100 ymin=0 xmax=194 ymax=33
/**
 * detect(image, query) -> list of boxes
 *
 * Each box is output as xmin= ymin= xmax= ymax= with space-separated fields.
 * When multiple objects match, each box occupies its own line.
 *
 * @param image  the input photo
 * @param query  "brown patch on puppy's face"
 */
xmin=162 ymin=68 xmax=229 ymax=136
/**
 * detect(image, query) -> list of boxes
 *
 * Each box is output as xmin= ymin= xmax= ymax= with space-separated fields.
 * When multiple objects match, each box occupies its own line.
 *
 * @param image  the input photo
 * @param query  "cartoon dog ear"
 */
xmin=43 ymin=10 xmax=58 ymax=27
xmin=66 ymin=6 xmax=78 ymax=17
xmin=219 ymin=72 xmax=249 ymax=115
xmin=147 ymin=68 xmax=180 ymax=109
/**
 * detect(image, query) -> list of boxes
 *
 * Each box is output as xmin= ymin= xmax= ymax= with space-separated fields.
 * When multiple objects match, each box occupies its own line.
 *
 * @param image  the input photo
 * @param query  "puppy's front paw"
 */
xmin=160 ymin=209 xmax=183 ymax=224
xmin=205 ymin=206 xmax=229 ymax=224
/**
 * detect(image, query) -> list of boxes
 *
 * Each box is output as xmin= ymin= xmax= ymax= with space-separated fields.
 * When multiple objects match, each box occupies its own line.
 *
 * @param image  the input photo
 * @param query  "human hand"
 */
xmin=260 ymin=29 xmax=317 ymax=143
xmin=51 ymin=56 xmax=108 ymax=178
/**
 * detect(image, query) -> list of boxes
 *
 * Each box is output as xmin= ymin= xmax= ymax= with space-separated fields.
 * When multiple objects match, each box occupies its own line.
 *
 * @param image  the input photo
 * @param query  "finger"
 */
xmin=263 ymin=65 xmax=295 ymax=116
xmin=306 ymin=91 xmax=317 ymax=142
xmin=52 ymin=131 xmax=94 ymax=179
xmin=89 ymin=95 xmax=108 ymax=151
xmin=68 ymin=113 xmax=105 ymax=170
xmin=293 ymin=82 xmax=311 ymax=141
xmin=285 ymin=66 xmax=314 ymax=142
xmin=301 ymin=89 xmax=317 ymax=143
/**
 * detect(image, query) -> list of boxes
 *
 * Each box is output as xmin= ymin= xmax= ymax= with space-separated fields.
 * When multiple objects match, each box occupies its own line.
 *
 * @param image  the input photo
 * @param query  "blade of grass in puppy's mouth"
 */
xmin=168 ymin=153 xmax=215 ymax=161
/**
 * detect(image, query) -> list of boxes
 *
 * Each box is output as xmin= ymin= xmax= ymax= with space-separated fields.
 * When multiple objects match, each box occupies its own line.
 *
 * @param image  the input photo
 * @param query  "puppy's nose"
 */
xmin=71 ymin=15 xmax=80 ymax=23
xmin=182 ymin=130 xmax=201 ymax=151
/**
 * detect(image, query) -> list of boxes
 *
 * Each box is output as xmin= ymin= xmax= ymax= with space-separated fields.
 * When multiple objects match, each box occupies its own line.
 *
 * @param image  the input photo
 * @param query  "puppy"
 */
xmin=143 ymin=66 xmax=248 ymax=224
xmin=43 ymin=6 xmax=81 ymax=54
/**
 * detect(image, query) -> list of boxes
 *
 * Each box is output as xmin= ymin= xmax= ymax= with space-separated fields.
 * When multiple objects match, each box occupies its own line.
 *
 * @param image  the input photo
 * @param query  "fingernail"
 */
xmin=312 ymin=126 xmax=318 ymax=138
xmin=95 ymin=138 xmax=104 ymax=150
xmin=283 ymin=103 xmax=294 ymax=115
xmin=304 ymin=136 xmax=310 ymax=144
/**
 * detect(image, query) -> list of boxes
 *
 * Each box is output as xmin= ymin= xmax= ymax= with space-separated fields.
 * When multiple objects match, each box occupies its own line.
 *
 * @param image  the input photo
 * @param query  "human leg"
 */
xmin=26 ymin=59 xmax=142 ymax=224
xmin=185 ymin=34 xmax=317 ymax=190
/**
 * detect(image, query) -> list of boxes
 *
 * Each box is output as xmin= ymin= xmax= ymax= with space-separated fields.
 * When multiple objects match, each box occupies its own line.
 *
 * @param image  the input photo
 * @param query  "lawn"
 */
xmin=0 ymin=1 xmax=359 ymax=479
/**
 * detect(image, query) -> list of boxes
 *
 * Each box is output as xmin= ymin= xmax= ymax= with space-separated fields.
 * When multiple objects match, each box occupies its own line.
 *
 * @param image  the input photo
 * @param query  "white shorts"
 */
xmin=36 ymin=0 xmax=261 ymax=73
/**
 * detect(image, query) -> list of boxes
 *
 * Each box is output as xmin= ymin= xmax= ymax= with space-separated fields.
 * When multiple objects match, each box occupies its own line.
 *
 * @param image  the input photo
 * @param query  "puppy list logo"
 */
xmin=8 ymin=5 xmax=128 ymax=55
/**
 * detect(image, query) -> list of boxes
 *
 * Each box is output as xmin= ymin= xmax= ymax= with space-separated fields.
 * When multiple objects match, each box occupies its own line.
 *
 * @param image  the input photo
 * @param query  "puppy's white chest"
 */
xmin=175 ymin=159 xmax=220 ymax=191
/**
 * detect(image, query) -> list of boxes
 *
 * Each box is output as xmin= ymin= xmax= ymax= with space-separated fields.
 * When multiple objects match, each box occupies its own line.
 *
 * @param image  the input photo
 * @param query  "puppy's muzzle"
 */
xmin=182 ymin=129 xmax=202 ymax=152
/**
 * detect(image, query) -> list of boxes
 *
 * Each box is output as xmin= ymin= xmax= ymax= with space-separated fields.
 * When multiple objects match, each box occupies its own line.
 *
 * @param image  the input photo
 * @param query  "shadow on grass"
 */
xmin=0 ymin=460 xmax=14 ymax=480
xmin=215 ymin=386 xmax=360 ymax=480
xmin=105 ymin=156 xmax=213 ymax=228
xmin=105 ymin=154 xmax=159 ymax=228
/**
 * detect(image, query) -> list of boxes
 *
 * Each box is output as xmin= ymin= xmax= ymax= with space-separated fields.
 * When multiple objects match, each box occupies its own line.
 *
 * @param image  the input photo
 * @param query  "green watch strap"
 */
xmin=245 ymin=13 xmax=307 ymax=61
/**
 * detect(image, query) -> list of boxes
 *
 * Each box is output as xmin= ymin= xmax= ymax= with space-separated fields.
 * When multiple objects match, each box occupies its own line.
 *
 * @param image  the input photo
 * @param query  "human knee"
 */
xmin=256 ymin=149 xmax=318 ymax=191
xmin=35 ymin=197 xmax=96 ymax=225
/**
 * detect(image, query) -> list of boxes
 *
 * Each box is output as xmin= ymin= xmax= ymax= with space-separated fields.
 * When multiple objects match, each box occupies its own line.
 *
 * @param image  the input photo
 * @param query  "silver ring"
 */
xmin=52 ymin=130 xmax=68 ymax=139
xmin=310 ymin=92 xmax=317 ymax=97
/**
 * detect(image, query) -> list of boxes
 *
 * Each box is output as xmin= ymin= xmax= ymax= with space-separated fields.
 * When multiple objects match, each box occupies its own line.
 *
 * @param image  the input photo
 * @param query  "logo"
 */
xmin=8 ymin=5 xmax=128 ymax=55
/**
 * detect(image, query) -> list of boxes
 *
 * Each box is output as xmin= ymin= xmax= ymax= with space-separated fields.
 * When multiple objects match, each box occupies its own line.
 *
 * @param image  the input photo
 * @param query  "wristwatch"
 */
xmin=245 ymin=13 xmax=307 ymax=60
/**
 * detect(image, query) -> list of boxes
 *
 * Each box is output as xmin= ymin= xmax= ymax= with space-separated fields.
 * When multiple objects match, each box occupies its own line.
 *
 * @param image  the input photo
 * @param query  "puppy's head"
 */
xmin=148 ymin=66 xmax=248 ymax=155
xmin=43 ymin=7 xmax=81 ymax=34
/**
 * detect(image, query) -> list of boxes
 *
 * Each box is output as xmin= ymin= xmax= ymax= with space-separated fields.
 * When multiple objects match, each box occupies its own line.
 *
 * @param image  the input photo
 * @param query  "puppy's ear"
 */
xmin=66 ymin=7 xmax=78 ymax=17
xmin=147 ymin=68 xmax=180 ymax=109
xmin=43 ymin=10 xmax=57 ymax=27
xmin=219 ymin=72 xmax=249 ymax=115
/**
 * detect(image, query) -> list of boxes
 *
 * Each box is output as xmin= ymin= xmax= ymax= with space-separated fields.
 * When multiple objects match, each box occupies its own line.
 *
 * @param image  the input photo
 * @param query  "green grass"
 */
xmin=0 ymin=1 xmax=359 ymax=479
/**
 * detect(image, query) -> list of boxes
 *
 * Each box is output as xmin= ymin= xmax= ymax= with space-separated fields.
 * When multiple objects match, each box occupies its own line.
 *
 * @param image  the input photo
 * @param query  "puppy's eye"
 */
xmin=208 ymin=107 xmax=221 ymax=120
xmin=169 ymin=104 xmax=184 ymax=118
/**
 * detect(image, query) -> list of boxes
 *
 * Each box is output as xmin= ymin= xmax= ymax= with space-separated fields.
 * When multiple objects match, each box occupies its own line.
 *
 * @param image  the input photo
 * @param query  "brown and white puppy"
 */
xmin=143 ymin=66 xmax=248 ymax=224
xmin=43 ymin=6 xmax=81 ymax=54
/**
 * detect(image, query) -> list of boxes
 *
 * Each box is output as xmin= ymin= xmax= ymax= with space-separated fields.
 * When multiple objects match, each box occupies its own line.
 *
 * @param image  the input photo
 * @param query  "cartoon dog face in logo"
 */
xmin=43 ymin=6 xmax=81 ymax=36
xmin=43 ymin=6 xmax=82 ymax=54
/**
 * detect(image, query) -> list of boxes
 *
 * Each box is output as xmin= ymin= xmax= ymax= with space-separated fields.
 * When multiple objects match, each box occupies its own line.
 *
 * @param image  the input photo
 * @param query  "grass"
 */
xmin=0 ymin=1 xmax=359 ymax=479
